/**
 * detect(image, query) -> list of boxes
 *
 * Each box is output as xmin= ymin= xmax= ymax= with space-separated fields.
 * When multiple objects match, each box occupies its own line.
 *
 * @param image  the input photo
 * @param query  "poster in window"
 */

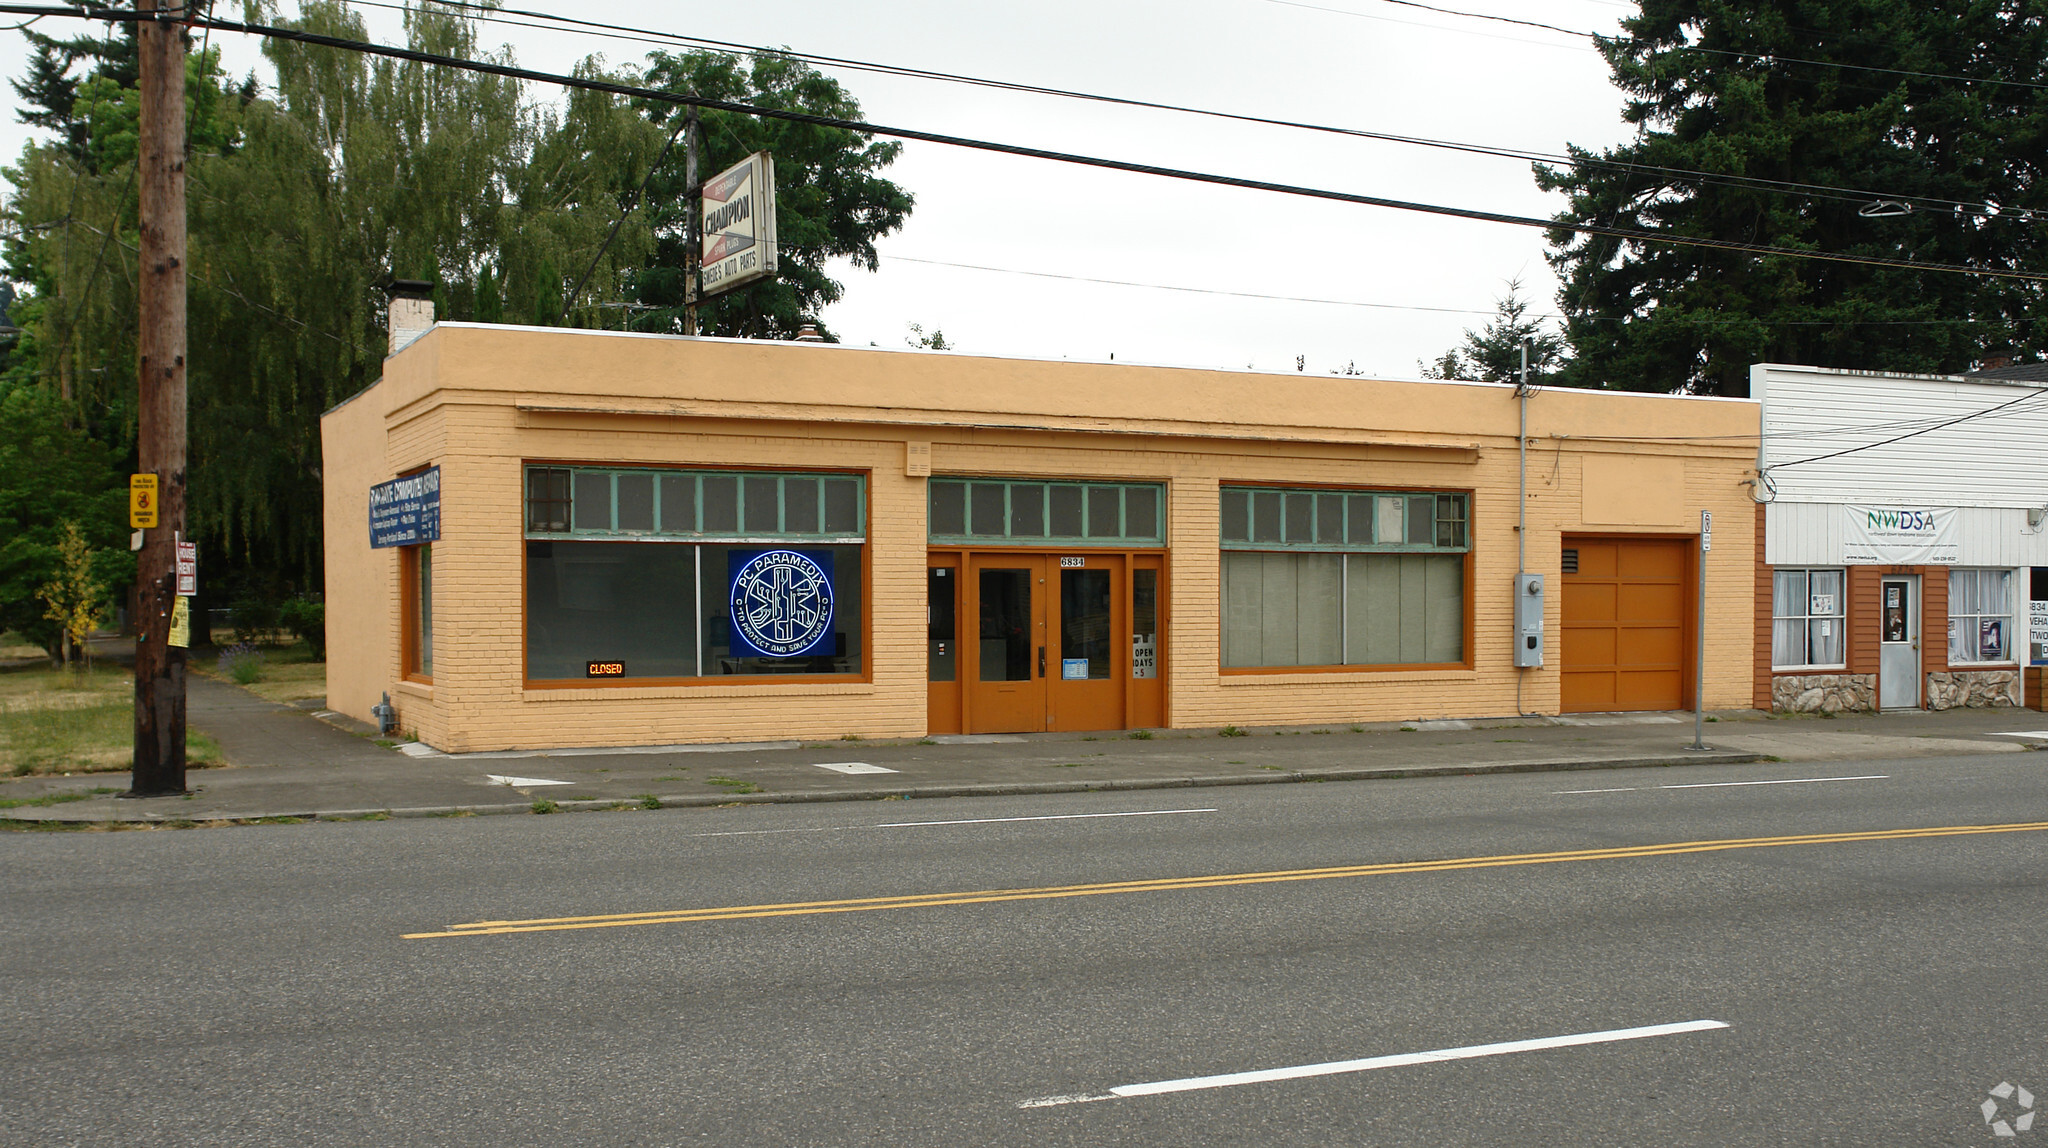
xmin=2031 ymin=600 xmax=2048 ymax=664
xmin=1980 ymin=618 xmax=2005 ymax=662
xmin=727 ymin=549 xmax=835 ymax=658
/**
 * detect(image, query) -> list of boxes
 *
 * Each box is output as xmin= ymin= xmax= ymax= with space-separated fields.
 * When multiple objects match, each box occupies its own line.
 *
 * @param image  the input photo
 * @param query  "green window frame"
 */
xmin=928 ymin=478 xmax=1165 ymax=547
xmin=1220 ymin=486 xmax=1468 ymax=552
xmin=524 ymin=466 xmax=865 ymax=542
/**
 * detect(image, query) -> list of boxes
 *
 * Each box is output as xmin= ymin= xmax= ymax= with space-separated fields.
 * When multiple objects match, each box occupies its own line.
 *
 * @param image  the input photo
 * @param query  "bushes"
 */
xmin=226 ymin=596 xmax=324 ymax=661
xmin=279 ymin=599 xmax=325 ymax=662
xmin=216 ymin=642 xmax=264 ymax=685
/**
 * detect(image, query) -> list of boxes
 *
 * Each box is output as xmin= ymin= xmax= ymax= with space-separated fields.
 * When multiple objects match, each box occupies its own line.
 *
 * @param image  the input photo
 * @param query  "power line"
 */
xmin=879 ymin=251 xmax=2034 ymax=327
xmin=27 ymin=4 xmax=2033 ymax=285
xmin=1277 ymin=0 xmax=2048 ymax=94
xmin=378 ymin=0 xmax=2033 ymax=222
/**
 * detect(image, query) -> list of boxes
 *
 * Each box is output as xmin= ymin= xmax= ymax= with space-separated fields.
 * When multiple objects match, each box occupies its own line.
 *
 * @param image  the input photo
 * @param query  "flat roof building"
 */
xmin=321 ymin=324 xmax=1760 ymax=752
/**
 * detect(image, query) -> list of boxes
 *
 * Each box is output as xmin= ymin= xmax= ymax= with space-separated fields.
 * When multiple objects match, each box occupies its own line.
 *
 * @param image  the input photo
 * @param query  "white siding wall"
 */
xmin=1755 ymin=363 xmax=2048 ymax=506
xmin=1755 ymin=363 xmax=2048 ymax=565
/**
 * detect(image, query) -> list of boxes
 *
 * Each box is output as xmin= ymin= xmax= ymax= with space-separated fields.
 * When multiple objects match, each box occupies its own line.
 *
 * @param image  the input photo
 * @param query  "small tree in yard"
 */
xmin=38 ymin=522 xmax=104 ymax=668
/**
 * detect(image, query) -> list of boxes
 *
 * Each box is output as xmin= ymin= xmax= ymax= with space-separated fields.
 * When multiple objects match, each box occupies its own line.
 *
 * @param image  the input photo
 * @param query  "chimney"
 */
xmin=1981 ymin=352 xmax=2014 ymax=371
xmin=794 ymin=323 xmax=825 ymax=343
xmin=385 ymin=279 xmax=435 ymax=356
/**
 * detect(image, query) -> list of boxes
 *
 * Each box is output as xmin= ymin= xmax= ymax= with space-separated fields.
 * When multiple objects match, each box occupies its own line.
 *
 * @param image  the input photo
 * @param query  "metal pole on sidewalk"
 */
xmin=1691 ymin=509 xmax=1711 ymax=751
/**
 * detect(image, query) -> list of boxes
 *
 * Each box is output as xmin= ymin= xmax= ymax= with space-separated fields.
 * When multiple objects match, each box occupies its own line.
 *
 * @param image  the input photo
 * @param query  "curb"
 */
xmin=0 ymin=750 xmax=1762 ymax=826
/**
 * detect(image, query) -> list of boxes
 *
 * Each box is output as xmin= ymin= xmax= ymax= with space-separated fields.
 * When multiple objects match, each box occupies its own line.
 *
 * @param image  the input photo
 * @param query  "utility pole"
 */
xmin=682 ymin=103 xmax=700 ymax=337
xmin=130 ymin=0 xmax=189 ymax=797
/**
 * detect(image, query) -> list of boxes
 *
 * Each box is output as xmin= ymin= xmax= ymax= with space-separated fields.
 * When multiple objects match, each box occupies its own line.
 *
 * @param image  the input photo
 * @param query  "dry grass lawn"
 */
xmin=193 ymin=641 xmax=328 ymax=705
xmin=0 ymin=661 xmax=223 ymax=775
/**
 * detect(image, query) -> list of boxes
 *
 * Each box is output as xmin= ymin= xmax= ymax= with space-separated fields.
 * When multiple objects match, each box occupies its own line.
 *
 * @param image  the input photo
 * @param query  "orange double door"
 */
xmin=927 ymin=551 xmax=1165 ymax=735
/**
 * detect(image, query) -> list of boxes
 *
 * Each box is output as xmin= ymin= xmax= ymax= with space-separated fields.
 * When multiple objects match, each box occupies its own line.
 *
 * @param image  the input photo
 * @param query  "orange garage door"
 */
xmin=1560 ymin=538 xmax=1688 ymax=713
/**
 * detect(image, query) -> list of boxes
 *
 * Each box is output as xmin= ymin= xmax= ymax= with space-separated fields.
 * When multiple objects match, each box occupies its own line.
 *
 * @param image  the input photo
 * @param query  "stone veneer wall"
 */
xmin=1772 ymin=674 xmax=1877 ymax=714
xmin=1926 ymin=669 xmax=2022 ymax=710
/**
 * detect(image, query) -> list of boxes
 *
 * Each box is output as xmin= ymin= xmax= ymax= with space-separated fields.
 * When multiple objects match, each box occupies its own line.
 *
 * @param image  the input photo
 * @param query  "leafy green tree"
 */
xmin=1541 ymin=0 xmax=2048 ymax=395
xmin=0 ymin=380 xmax=130 ymax=661
xmin=4 ymin=2 xmax=659 ymax=596
xmin=1419 ymin=278 xmax=1568 ymax=384
xmin=632 ymin=50 xmax=914 ymax=340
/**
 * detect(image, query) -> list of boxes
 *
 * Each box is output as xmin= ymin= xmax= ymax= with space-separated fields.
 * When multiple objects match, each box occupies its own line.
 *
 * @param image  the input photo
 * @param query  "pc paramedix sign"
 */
xmin=369 ymin=467 xmax=441 ymax=549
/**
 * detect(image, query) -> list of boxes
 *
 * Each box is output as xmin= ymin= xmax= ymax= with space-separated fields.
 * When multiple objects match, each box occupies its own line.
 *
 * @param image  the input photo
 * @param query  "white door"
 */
xmin=1879 ymin=576 xmax=1920 ymax=710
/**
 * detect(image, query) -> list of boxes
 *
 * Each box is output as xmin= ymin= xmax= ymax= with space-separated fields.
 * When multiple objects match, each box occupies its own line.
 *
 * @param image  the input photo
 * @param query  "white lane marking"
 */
xmin=1556 ymin=774 xmax=1886 ymax=795
xmin=813 ymin=762 xmax=900 ymax=775
xmin=485 ymin=774 xmax=574 ymax=787
xmin=1987 ymin=731 xmax=2048 ymax=739
xmin=689 ymin=808 xmax=1216 ymax=838
xmin=871 ymin=808 xmax=1215 ymax=828
xmin=1018 ymin=1019 xmax=1730 ymax=1108
xmin=1658 ymin=774 xmax=1886 ymax=789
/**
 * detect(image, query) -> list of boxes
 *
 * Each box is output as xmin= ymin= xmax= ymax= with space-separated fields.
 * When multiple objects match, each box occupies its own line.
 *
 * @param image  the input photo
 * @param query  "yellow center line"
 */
xmin=402 ymin=820 xmax=2048 ymax=939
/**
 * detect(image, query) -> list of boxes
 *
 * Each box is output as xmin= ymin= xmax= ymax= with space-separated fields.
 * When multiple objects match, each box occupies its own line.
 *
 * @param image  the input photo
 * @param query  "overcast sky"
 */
xmin=0 ymin=0 xmax=1639 ymax=377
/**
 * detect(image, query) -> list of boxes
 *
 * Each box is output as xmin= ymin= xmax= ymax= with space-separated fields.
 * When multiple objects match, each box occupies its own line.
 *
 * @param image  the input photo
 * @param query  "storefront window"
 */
xmin=1949 ymin=568 xmax=2015 ymax=665
xmin=1219 ymin=486 xmax=1468 ymax=668
xmin=1771 ymin=568 xmax=1845 ymax=668
xmin=404 ymin=545 xmax=433 ymax=680
xmin=523 ymin=467 xmax=864 ymax=681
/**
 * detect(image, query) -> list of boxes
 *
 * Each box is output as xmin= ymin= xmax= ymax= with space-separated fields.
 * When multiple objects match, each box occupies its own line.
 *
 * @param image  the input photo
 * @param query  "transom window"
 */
xmin=929 ymin=479 xmax=1165 ymax=546
xmin=1221 ymin=487 xmax=1468 ymax=551
xmin=525 ymin=466 xmax=864 ymax=541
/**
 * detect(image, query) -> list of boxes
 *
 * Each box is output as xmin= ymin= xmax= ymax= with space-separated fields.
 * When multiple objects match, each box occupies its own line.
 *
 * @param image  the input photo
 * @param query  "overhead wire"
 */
xmin=377 ymin=0 xmax=2035 ymax=222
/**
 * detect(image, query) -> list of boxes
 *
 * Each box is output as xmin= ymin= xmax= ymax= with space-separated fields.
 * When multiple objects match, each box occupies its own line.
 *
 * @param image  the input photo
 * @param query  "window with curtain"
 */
xmin=1771 ymin=568 xmax=1845 ymax=669
xmin=1219 ymin=486 xmax=1468 ymax=668
xmin=1949 ymin=568 xmax=2015 ymax=665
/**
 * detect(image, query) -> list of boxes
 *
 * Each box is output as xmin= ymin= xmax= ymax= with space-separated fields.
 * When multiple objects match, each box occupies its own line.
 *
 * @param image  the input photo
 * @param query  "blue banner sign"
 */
xmin=369 ymin=466 xmax=441 ymax=549
xmin=728 ymin=548 xmax=835 ymax=658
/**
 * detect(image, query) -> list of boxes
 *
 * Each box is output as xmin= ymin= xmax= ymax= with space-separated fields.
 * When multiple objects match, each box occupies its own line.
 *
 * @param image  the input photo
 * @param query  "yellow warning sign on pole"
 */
xmin=129 ymin=473 xmax=159 ymax=529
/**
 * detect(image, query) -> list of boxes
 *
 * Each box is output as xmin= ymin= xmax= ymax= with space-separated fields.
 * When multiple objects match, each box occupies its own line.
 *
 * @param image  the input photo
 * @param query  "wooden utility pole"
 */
xmin=130 ymin=0 xmax=189 ymax=797
xmin=682 ymin=104 xmax=700 ymax=337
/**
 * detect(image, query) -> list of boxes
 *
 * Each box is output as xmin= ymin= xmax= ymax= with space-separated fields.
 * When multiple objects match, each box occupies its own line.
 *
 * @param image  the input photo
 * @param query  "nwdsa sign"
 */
xmin=699 ymin=151 xmax=778 ymax=297
xmin=369 ymin=467 xmax=441 ymax=549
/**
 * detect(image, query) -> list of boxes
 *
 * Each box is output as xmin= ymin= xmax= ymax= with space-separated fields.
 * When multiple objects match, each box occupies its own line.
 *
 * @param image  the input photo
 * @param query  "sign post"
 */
xmin=1691 ymin=510 xmax=1711 ymax=751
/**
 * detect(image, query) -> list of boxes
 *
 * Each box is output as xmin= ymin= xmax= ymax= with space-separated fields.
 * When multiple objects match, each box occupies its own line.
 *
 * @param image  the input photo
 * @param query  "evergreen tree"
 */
xmin=1541 ymin=0 xmax=2048 ymax=395
xmin=1419 ymin=278 xmax=1568 ymax=384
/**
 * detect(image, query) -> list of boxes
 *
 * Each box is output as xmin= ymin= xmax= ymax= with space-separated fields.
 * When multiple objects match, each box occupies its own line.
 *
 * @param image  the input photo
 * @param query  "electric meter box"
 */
xmin=1514 ymin=572 xmax=1545 ymax=667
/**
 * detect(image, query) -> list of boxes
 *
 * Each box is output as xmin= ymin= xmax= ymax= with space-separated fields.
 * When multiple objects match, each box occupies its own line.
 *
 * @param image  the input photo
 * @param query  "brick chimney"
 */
xmin=385 ymin=279 xmax=435 ymax=356
xmin=795 ymin=322 xmax=825 ymax=343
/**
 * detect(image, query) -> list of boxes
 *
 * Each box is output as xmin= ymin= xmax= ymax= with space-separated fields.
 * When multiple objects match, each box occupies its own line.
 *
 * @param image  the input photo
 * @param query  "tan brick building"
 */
xmin=321 ymin=323 xmax=1761 ymax=752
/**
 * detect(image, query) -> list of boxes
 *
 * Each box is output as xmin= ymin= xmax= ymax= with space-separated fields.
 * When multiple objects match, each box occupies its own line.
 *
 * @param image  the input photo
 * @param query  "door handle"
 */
xmin=1038 ymin=645 xmax=1046 ymax=678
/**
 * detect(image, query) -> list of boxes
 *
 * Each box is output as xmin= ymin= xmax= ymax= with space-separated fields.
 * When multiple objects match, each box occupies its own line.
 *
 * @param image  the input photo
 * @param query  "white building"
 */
xmin=1753 ymin=362 xmax=2048 ymax=712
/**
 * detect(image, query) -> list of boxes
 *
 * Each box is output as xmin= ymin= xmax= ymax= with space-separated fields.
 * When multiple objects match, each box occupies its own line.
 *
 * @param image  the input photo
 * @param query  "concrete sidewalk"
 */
xmin=6 ymin=678 xmax=2046 ymax=824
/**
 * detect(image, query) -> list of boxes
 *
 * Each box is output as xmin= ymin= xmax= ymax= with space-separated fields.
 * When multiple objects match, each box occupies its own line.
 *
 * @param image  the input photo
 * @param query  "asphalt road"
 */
xmin=4 ymin=752 xmax=2045 ymax=1146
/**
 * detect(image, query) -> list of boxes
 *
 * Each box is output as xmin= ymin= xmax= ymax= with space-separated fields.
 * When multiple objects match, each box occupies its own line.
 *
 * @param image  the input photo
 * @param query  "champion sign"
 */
xmin=1843 ymin=504 xmax=1958 ymax=564
xmin=699 ymin=151 xmax=778 ymax=297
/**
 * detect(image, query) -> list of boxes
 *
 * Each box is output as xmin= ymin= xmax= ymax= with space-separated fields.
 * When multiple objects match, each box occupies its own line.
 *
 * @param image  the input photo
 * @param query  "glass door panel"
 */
xmin=968 ymin=561 xmax=1045 ymax=733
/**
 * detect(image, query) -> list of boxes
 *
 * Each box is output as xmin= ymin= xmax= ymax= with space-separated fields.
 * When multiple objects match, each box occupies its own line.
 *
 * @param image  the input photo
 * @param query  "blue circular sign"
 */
xmin=730 ymin=550 xmax=835 ymax=657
